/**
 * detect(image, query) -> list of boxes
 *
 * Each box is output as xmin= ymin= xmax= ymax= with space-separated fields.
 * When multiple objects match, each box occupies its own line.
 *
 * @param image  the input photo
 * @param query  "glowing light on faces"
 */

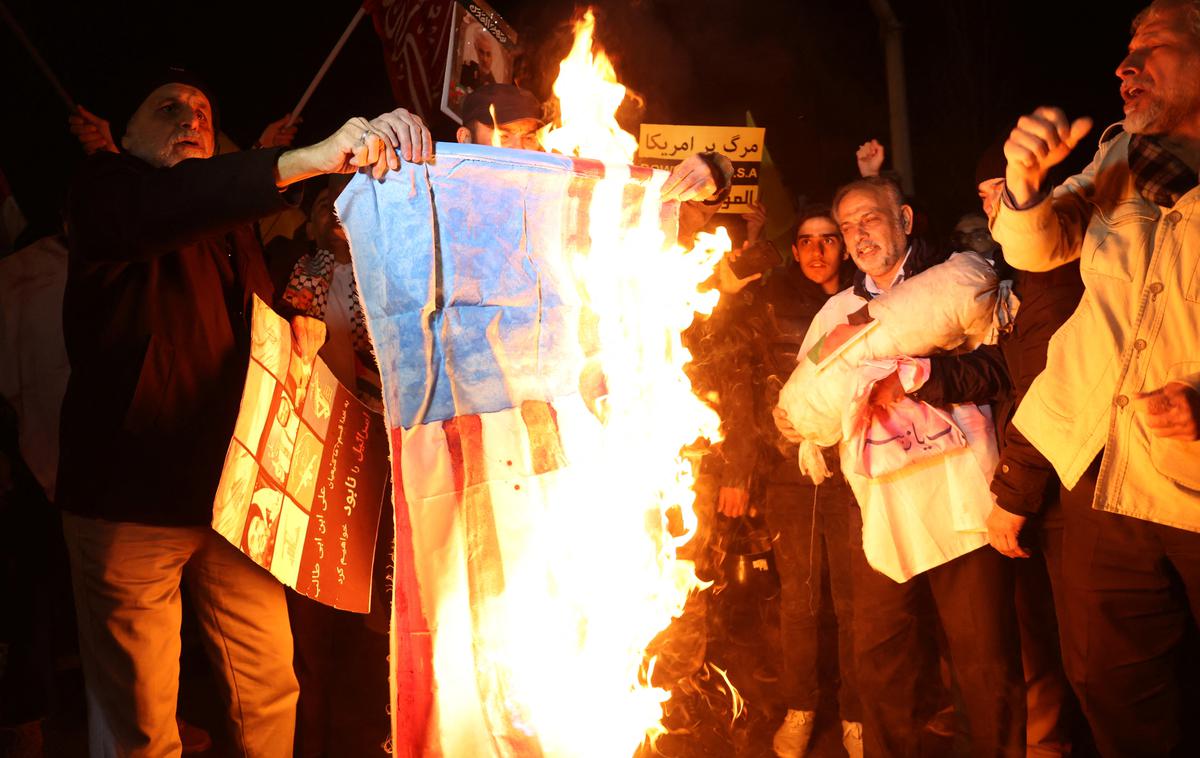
xmin=1118 ymin=8 xmax=1200 ymax=136
xmin=837 ymin=188 xmax=909 ymax=285
xmin=121 ymin=83 xmax=214 ymax=168
xmin=793 ymin=216 xmax=845 ymax=289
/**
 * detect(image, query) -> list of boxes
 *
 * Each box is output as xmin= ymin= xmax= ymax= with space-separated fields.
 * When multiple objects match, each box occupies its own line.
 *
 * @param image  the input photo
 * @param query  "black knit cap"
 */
xmin=460 ymin=83 xmax=542 ymax=128
xmin=974 ymin=133 xmax=1008 ymax=187
xmin=114 ymin=66 xmax=220 ymax=140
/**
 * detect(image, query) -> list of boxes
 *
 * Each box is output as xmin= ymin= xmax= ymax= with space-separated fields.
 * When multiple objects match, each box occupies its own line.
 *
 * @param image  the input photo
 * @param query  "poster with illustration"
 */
xmin=440 ymin=0 xmax=519 ymax=123
xmin=212 ymin=296 xmax=389 ymax=613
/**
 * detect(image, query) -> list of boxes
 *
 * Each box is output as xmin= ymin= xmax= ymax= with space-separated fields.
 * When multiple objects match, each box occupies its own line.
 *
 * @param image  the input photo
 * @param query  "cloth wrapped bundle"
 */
xmin=778 ymin=252 xmax=999 ymax=448
xmin=777 ymin=252 xmax=1002 ymax=581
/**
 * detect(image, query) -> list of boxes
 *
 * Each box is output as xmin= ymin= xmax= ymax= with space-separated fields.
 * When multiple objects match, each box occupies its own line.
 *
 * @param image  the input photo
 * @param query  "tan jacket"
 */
xmin=993 ymin=126 xmax=1200 ymax=532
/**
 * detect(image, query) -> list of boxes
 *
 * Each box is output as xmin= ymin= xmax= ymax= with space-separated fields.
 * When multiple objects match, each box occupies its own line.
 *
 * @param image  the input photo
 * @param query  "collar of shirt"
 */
xmin=1128 ymin=134 xmax=1199 ymax=207
xmin=864 ymin=246 xmax=912 ymax=297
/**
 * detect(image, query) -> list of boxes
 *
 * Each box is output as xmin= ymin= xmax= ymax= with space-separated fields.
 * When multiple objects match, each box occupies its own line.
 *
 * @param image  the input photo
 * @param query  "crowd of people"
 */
xmin=2 ymin=0 xmax=1200 ymax=756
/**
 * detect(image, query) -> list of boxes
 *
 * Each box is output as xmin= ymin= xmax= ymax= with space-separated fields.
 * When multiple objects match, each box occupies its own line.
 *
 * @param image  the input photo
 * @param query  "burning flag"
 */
xmin=337 ymin=9 xmax=730 ymax=757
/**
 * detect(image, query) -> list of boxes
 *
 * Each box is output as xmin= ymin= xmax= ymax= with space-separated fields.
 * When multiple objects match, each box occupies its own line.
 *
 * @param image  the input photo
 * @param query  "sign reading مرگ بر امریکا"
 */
xmin=637 ymin=124 xmax=765 ymax=215
xmin=211 ymin=296 xmax=389 ymax=613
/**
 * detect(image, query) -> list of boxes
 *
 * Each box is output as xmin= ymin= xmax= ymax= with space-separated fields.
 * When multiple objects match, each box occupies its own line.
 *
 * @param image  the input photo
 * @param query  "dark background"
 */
xmin=0 ymin=0 xmax=1146 ymax=242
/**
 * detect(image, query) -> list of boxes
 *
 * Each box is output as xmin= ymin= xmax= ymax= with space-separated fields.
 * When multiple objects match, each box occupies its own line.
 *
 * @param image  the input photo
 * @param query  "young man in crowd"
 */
xmin=58 ymin=67 xmax=431 ymax=756
xmin=993 ymin=0 xmax=1200 ymax=752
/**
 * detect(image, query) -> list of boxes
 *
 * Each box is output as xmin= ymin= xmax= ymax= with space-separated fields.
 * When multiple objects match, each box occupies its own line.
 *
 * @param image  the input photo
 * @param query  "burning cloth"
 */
xmin=336 ymin=143 xmax=706 ymax=758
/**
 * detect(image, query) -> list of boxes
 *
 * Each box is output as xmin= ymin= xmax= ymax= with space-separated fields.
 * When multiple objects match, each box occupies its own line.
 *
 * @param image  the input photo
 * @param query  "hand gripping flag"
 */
xmin=336 ymin=143 xmax=677 ymax=758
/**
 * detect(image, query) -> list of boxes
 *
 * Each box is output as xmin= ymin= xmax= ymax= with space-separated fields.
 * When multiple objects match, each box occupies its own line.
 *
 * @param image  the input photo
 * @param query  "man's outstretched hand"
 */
xmin=275 ymin=108 xmax=433 ymax=187
xmin=662 ymin=153 xmax=731 ymax=202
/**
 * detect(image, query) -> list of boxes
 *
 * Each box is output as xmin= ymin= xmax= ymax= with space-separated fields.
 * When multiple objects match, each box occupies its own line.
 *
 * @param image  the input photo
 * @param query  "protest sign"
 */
xmin=637 ymin=124 xmax=766 ymax=214
xmin=212 ymin=296 xmax=388 ymax=612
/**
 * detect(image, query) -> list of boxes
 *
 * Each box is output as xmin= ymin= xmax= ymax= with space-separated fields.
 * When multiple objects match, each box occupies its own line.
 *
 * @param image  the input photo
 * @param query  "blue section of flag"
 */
xmin=336 ymin=143 xmax=589 ymax=429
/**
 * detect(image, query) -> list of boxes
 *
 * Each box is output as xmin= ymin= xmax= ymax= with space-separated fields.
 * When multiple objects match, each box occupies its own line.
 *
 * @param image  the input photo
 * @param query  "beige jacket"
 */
xmin=993 ymin=126 xmax=1200 ymax=532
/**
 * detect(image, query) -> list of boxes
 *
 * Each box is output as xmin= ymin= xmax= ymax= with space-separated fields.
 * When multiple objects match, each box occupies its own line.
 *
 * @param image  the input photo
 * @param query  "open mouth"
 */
xmin=1123 ymin=85 xmax=1146 ymax=108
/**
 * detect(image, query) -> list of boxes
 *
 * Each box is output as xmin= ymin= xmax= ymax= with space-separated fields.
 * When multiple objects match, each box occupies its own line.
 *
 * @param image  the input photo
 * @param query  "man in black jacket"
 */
xmin=912 ymin=199 xmax=1088 ymax=756
xmin=777 ymin=177 xmax=1025 ymax=757
xmin=58 ymin=68 xmax=431 ymax=757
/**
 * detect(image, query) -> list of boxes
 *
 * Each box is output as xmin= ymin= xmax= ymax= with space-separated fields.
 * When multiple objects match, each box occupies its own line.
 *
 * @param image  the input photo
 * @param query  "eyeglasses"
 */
xmin=796 ymin=234 xmax=842 ymax=249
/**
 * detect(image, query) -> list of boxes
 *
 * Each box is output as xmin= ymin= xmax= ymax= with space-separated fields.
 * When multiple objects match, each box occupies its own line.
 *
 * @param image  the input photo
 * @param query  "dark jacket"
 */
xmin=990 ymin=263 xmax=1084 ymax=517
xmin=699 ymin=262 xmax=850 ymax=491
xmin=751 ymin=264 xmax=844 ymax=486
xmin=59 ymin=148 xmax=298 ymax=525
xmin=909 ymin=259 xmax=1084 ymax=518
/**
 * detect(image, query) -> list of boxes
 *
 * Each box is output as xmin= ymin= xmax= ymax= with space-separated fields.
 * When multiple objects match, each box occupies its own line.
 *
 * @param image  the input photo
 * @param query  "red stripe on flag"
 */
xmin=387 ymin=426 xmax=436 ymax=758
xmin=628 ymin=164 xmax=655 ymax=183
xmin=567 ymin=156 xmax=607 ymax=179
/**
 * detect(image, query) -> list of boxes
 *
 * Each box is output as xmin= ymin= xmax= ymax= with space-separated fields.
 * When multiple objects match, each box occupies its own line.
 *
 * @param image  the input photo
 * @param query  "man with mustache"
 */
xmin=992 ymin=0 xmax=1200 ymax=753
xmin=58 ymin=67 xmax=431 ymax=757
xmin=776 ymin=176 xmax=1025 ymax=756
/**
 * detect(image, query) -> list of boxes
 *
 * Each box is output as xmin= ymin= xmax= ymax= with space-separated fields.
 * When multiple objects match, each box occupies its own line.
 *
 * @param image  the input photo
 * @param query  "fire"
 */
xmin=489 ymin=104 xmax=503 ymax=147
xmin=538 ymin=9 xmax=639 ymax=163
xmin=438 ymin=7 xmax=733 ymax=757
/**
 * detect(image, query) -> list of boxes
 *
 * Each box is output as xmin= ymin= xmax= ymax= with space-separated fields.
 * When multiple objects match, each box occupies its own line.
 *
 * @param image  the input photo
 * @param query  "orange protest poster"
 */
xmin=212 ymin=296 xmax=388 ymax=612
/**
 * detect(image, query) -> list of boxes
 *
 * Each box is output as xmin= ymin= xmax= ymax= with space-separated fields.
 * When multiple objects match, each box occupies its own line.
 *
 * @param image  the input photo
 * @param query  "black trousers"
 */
xmin=850 ymin=505 xmax=1025 ymax=757
xmin=1058 ymin=461 xmax=1200 ymax=757
xmin=764 ymin=479 xmax=859 ymax=721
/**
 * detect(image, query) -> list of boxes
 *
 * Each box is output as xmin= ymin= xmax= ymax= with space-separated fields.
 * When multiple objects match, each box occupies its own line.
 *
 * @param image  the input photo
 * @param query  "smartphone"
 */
xmin=727 ymin=240 xmax=781 ymax=279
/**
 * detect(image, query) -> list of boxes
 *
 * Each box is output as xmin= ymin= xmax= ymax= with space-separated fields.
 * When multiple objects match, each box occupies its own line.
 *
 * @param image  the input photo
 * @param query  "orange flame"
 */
xmin=538 ymin=8 xmax=638 ymax=163
xmin=439 ymin=8 xmax=734 ymax=756
xmin=489 ymin=103 xmax=503 ymax=147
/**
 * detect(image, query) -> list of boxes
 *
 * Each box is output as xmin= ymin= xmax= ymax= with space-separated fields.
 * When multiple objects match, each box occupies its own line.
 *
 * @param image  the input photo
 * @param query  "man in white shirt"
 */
xmin=778 ymin=176 xmax=1025 ymax=757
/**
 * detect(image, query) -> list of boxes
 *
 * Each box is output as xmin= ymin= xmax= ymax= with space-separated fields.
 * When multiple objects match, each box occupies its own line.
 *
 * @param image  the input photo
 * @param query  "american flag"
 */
xmin=337 ymin=143 xmax=674 ymax=757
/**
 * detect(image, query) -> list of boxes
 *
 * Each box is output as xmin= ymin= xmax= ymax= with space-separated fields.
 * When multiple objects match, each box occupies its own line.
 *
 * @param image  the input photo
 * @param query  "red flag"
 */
xmin=366 ymin=0 xmax=457 ymax=123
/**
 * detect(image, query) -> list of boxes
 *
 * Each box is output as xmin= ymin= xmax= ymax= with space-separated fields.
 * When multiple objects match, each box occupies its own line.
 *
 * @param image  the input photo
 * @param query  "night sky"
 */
xmin=1 ymin=0 xmax=1148 ymax=242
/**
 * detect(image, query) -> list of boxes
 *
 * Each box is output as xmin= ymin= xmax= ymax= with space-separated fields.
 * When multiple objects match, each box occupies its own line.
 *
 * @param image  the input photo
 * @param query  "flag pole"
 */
xmin=0 ymin=0 xmax=76 ymax=111
xmin=286 ymin=6 xmax=368 ymax=127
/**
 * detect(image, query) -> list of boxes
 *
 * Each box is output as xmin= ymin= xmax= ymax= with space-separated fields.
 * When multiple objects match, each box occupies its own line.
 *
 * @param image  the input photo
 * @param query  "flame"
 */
xmin=440 ymin=8 xmax=733 ymax=756
xmin=489 ymin=103 xmax=503 ymax=147
xmin=538 ymin=9 xmax=638 ymax=163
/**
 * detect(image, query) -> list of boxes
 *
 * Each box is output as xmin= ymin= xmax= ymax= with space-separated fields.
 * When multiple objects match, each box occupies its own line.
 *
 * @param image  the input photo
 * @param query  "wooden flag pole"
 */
xmin=286 ymin=6 xmax=368 ymax=127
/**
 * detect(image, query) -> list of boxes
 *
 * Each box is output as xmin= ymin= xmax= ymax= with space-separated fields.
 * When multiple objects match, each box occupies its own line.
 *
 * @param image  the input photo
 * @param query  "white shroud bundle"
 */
xmin=777 ymin=252 xmax=1004 ymax=581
